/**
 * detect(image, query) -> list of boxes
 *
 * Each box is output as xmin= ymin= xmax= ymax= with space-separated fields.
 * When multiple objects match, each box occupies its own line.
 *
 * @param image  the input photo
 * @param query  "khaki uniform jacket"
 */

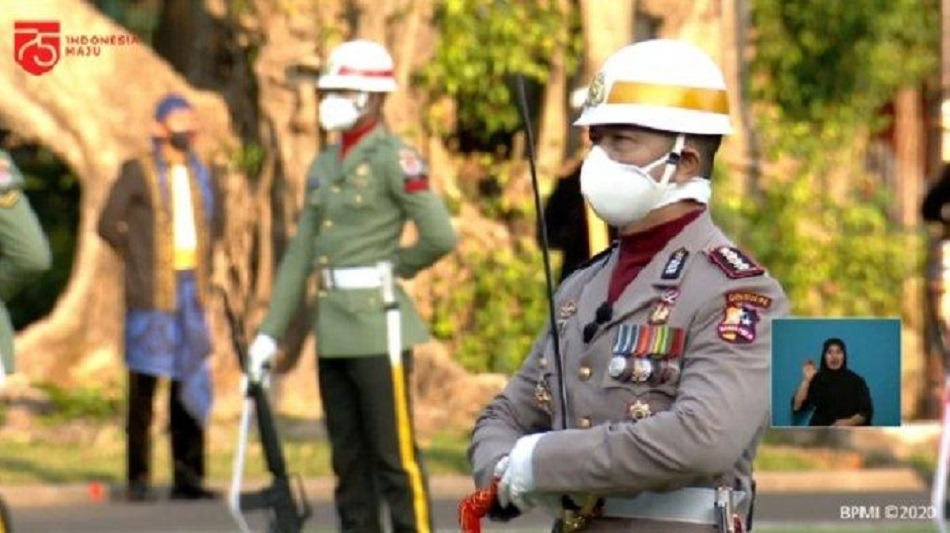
xmin=260 ymin=125 xmax=458 ymax=357
xmin=469 ymin=211 xmax=787 ymax=530
xmin=0 ymin=151 xmax=52 ymax=373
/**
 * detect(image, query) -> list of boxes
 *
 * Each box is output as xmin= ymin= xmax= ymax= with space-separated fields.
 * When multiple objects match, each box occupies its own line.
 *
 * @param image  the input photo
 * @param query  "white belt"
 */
xmin=601 ymin=488 xmax=748 ymax=525
xmin=320 ymin=266 xmax=383 ymax=290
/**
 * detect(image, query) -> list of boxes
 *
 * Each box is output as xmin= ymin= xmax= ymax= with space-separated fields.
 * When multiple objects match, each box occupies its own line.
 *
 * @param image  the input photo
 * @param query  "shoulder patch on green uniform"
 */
xmin=706 ymin=245 xmax=764 ymax=279
xmin=0 ymin=190 xmax=21 ymax=208
xmin=397 ymin=147 xmax=430 ymax=193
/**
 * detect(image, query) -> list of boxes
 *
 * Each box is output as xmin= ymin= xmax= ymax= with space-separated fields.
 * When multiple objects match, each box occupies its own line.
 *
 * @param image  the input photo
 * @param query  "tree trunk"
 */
xmin=0 ymin=1 xmax=236 ymax=389
xmin=536 ymin=0 xmax=571 ymax=183
xmin=579 ymin=0 xmax=635 ymax=83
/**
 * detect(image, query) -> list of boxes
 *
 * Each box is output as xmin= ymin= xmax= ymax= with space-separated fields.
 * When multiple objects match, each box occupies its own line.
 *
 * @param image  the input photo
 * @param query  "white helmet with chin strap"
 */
xmin=318 ymin=39 xmax=397 ymax=93
xmin=574 ymin=39 xmax=732 ymax=135
xmin=576 ymin=40 xmax=731 ymax=228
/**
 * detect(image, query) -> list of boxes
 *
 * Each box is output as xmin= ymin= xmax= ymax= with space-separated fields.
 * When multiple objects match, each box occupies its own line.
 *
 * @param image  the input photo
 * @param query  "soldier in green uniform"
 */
xmin=248 ymin=40 xmax=458 ymax=533
xmin=0 ymin=150 xmax=52 ymax=383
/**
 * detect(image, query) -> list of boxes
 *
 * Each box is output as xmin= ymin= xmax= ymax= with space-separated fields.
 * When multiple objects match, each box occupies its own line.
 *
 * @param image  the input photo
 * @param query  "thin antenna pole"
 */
xmin=515 ymin=76 xmax=569 ymax=430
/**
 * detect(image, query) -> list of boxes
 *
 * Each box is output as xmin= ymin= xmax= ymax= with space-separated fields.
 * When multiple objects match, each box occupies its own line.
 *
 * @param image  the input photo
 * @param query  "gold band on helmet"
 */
xmin=606 ymin=81 xmax=729 ymax=114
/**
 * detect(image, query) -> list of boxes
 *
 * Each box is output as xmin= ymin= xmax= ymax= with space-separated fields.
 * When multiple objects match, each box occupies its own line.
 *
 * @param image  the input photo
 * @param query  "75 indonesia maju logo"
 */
xmin=14 ymin=21 xmax=61 ymax=76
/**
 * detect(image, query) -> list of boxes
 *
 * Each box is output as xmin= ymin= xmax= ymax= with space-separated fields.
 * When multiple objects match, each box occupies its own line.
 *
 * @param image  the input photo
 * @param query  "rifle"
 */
xmin=219 ymin=288 xmax=311 ymax=533
xmin=458 ymin=76 xmax=568 ymax=532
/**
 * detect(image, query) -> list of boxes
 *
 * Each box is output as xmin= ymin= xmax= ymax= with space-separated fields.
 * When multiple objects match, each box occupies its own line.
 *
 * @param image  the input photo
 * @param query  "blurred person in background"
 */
xmin=97 ymin=94 xmax=224 ymax=502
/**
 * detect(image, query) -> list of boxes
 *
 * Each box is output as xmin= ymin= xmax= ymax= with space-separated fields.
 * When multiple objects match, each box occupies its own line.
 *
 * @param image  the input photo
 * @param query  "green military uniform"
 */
xmin=0 ymin=150 xmax=52 ymax=374
xmin=260 ymin=123 xmax=457 ymax=532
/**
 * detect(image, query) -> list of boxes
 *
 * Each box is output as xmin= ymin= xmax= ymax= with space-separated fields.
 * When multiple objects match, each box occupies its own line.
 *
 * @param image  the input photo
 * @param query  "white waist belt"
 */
xmin=321 ymin=266 xmax=383 ymax=290
xmin=601 ymin=488 xmax=748 ymax=525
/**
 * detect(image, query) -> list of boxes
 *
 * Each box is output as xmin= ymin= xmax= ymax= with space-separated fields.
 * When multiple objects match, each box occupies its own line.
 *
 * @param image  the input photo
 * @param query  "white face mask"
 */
xmin=319 ymin=93 xmax=367 ymax=131
xmin=580 ymin=134 xmax=710 ymax=228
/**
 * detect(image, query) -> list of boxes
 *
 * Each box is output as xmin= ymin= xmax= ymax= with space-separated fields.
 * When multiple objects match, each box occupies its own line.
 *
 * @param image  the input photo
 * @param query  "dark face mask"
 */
xmin=168 ymin=132 xmax=192 ymax=153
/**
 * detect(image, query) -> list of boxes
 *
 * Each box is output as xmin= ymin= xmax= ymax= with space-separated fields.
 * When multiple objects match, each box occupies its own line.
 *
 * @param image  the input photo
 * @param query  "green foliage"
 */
xmin=234 ymin=141 xmax=266 ymax=178
xmin=419 ymin=0 xmax=581 ymax=138
xmin=430 ymin=240 xmax=549 ymax=375
xmin=752 ymin=0 xmax=938 ymax=150
xmin=93 ymin=0 xmax=160 ymax=43
xmin=730 ymin=0 xmax=938 ymax=317
xmin=714 ymin=172 xmax=917 ymax=318
xmin=36 ymin=383 xmax=123 ymax=423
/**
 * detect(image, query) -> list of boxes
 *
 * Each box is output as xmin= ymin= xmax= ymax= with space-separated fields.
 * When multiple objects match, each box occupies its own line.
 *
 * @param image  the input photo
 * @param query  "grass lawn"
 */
xmin=0 ymin=417 xmax=474 ymax=485
xmin=0 ymin=382 xmax=931 ymax=486
xmin=0 ymin=417 xmax=908 ymax=485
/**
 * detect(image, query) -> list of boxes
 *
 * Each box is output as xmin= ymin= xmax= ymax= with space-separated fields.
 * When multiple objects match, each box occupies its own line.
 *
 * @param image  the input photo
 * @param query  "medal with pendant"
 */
xmin=648 ymin=288 xmax=680 ymax=325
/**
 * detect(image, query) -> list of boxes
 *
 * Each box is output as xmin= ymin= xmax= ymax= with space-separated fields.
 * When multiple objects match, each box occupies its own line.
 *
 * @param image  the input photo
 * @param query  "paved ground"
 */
xmin=4 ymin=490 xmax=944 ymax=532
xmin=0 ymin=472 xmax=944 ymax=532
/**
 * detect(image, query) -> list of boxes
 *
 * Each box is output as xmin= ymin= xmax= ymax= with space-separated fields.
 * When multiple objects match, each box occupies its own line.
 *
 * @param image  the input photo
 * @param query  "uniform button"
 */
xmin=323 ymin=219 xmax=334 ymax=229
xmin=331 ymin=186 xmax=341 ymax=194
xmin=578 ymin=417 xmax=592 ymax=429
xmin=539 ymin=357 xmax=548 ymax=369
xmin=628 ymin=400 xmax=652 ymax=421
xmin=318 ymin=255 xmax=329 ymax=265
xmin=578 ymin=366 xmax=592 ymax=381
xmin=355 ymin=194 xmax=363 ymax=204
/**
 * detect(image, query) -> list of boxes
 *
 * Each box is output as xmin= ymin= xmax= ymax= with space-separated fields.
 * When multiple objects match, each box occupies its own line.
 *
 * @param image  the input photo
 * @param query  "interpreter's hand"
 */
xmin=247 ymin=334 xmax=278 ymax=385
xmin=498 ymin=434 xmax=544 ymax=512
xmin=802 ymin=359 xmax=817 ymax=382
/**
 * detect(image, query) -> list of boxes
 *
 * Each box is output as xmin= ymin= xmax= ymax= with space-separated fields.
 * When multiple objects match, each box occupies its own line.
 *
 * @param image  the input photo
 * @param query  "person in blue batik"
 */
xmin=97 ymin=94 xmax=224 ymax=501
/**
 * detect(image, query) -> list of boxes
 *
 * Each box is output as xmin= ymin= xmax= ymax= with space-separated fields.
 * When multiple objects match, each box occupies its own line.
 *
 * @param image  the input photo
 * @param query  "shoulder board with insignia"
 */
xmin=660 ymin=247 xmax=689 ymax=281
xmin=706 ymin=245 xmax=765 ymax=279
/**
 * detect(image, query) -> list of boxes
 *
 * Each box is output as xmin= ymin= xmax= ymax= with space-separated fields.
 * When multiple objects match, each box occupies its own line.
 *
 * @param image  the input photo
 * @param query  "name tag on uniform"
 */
xmin=612 ymin=323 xmax=686 ymax=359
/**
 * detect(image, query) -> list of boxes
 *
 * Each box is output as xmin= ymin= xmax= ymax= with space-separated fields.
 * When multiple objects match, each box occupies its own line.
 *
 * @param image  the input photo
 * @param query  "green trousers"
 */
xmin=317 ymin=351 xmax=432 ymax=533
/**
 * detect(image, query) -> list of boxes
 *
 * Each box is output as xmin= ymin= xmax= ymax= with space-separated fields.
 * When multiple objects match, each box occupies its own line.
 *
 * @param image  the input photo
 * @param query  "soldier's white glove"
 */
xmin=498 ymin=433 xmax=543 ymax=512
xmin=247 ymin=334 xmax=278 ymax=384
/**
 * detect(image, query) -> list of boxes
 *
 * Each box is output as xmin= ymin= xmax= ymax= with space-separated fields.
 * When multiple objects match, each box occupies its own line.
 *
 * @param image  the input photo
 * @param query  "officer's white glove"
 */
xmin=247 ymin=334 xmax=278 ymax=384
xmin=493 ymin=455 xmax=510 ymax=480
xmin=498 ymin=433 xmax=544 ymax=512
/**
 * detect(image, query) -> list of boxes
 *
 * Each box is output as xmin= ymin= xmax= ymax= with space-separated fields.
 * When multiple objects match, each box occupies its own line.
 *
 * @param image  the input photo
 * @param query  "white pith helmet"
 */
xmin=574 ymin=39 xmax=733 ymax=135
xmin=318 ymin=39 xmax=397 ymax=93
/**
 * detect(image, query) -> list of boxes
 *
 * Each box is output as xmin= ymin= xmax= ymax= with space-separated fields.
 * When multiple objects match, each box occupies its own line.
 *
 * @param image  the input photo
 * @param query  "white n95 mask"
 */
xmin=319 ymin=93 xmax=366 ymax=131
xmin=579 ymin=134 xmax=710 ymax=227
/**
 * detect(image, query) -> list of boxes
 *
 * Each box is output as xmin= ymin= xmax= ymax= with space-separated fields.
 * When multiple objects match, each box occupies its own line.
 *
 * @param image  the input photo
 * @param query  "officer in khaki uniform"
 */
xmin=0 ymin=150 xmax=52 ymax=381
xmin=468 ymin=40 xmax=788 ymax=532
xmin=249 ymin=40 xmax=457 ymax=533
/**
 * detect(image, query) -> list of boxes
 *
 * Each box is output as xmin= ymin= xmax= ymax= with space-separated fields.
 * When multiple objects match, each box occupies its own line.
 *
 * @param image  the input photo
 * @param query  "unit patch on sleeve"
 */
xmin=717 ymin=291 xmax=771 ymax=343
xmin=707 ymin=246 xmax=765 ymax=279
xmin=398 ymin=148 xmax=430 ymax=193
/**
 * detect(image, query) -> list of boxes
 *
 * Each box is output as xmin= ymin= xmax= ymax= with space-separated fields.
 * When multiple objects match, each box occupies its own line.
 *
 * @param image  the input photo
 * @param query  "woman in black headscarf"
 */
xmin=791 ymin=338 xmax=873 ymax=426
